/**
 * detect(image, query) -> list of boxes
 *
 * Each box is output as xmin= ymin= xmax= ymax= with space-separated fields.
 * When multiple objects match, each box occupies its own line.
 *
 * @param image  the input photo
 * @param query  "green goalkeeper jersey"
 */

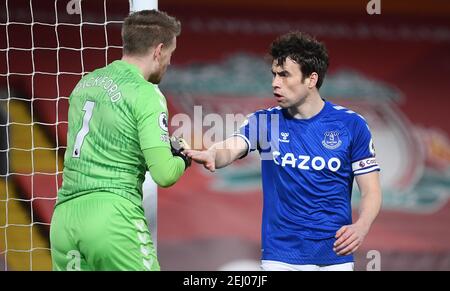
xmin=57 ymin=60 xmax=171 ymax=207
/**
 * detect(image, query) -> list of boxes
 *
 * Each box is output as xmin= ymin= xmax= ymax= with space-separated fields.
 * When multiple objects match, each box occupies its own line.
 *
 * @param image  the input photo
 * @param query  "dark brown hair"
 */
xmin=122 ymin=10 xmax=181 ymax=56
xmin=270 ymin=31 xmax=329 ymax=89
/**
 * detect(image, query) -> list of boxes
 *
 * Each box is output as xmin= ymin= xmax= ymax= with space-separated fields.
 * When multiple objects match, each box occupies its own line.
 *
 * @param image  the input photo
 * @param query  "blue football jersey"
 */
xmin=234 ymin=101 xmax=380 ymax=265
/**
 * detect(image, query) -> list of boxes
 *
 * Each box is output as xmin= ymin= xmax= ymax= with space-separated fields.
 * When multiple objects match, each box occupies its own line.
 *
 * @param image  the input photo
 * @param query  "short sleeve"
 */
xmin=350 ymin=116 xmax=380 ymax=176
xmin=231 ymin=112 xmax=260 ymax=158
xmin=134 ymin=86 xmax=170 ymax=151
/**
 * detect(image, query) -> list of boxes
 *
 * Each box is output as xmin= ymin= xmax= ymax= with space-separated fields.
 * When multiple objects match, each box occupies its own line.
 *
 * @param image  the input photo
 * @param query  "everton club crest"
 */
xmin=322 ymin=131 xmax=342 ymax=149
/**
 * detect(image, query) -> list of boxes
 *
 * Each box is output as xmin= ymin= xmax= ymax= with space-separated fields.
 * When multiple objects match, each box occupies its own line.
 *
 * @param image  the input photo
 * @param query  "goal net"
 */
xmin=0 ymin=0 xmax=157 ymax=271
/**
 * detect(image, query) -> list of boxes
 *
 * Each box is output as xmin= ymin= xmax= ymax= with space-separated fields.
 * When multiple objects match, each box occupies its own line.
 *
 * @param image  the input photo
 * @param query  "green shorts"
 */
xmin=50 ymin=192 xmax=159 ymax=271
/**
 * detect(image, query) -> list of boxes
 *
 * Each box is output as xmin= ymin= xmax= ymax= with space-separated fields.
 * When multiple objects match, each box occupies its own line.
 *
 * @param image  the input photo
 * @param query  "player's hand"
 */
xmin=333 ymin=222 xmax=370 ymax=256
xmin=170 ymin=136 xmax=191 ymax=169
xmin=184 ymin=149 xmax=216 ymax=172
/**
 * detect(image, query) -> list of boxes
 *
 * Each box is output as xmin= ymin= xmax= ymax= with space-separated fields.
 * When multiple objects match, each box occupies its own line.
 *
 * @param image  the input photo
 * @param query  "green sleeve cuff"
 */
xmin=143 ymin=147 xmax=185 ymax=187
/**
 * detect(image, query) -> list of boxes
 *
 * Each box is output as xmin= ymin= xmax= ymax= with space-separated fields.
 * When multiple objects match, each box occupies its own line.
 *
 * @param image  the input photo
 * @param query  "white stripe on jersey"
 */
xmin=352 ymin=157 xmax=378 ymax=172
xmin=353 ymin=157 xmax=380 ymax=175
xmin=266 ymin=106 xmax=282 ymax=111
xmin=333 ymin=105 xmax=366 ymax=120
xmin=232 ymin=133 xmax=252 ymax=156
xmin=354 ymin=165 xmax=380 ymax=175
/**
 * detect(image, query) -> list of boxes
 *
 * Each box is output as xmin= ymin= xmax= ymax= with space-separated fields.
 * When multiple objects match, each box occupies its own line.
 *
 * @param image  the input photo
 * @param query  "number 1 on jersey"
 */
xmin=72 ymin=101 xmax=95 ymax=158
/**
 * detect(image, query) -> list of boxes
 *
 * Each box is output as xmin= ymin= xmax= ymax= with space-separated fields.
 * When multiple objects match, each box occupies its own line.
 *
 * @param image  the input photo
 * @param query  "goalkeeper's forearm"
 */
xmin=210 ymin=136 xmax=248 ymax=169
xmin=143 ymin=147 xmax=185 ymax=187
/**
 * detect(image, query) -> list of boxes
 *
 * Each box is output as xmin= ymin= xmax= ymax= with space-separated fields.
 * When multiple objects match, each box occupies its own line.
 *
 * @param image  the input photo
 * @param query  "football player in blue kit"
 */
xmin=185 ymin=32 xmax=382 ymax=271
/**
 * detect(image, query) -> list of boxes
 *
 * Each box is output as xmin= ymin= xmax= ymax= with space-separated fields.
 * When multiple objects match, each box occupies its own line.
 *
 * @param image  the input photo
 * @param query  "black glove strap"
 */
xmin=170 ymin=136 xmax=191 ymax=170
xmin=174 ymin=152 xmax=191 ymax=170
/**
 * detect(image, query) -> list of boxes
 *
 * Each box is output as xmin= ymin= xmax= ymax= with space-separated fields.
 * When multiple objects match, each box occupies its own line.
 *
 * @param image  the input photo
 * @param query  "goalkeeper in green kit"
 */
xmin=50 ymin=10 xmax=190 ymax=271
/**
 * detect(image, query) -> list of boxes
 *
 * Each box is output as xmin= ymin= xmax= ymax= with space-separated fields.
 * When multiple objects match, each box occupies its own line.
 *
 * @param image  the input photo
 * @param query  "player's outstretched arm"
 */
xmin=185 ymin=149 xmax=216 ymax=172
xmin=185 ymin=136 xmax=248 ymax=172
xmin=334 ymin=171 xmax=382 ymax=256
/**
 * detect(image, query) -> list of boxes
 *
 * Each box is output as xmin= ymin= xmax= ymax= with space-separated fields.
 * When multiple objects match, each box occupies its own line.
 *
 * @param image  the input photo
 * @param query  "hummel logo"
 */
xmin=143 ymin=258 xmax=154 ymax=270
xmin=134 ymin=220 xmax=147 ymax=232
xmin=141 ymin=245 xmax=151 ymax=257
xmin=279 ymin=132 xmax=290 ymax=143
xmin=159 ymin=99 xmax=166 ymax=108
xmin=138 ymin=233 xmax=151 ymax=244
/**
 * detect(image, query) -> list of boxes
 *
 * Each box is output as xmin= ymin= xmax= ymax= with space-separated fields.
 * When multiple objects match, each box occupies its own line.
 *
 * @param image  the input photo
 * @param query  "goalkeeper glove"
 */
xmin=170 ymin=136 xmax=191 ymax=169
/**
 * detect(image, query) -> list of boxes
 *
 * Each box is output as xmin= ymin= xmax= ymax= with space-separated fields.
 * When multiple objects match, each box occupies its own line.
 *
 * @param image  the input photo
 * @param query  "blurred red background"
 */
xmin=1 ymin=0 xmax=449 ymax=270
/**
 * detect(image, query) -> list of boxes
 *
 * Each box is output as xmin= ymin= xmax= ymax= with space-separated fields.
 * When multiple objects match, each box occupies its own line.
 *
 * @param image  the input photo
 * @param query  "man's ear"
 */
xmin=153 ymin=43 xmax=164 ymax=61
xmin=308 ymin=72 xmax=319 ymax=89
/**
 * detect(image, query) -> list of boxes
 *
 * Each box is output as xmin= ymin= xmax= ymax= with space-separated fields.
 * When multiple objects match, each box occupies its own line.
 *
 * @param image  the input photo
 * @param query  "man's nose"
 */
xmin=272 ymin=76 xmax=280 ymax=88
